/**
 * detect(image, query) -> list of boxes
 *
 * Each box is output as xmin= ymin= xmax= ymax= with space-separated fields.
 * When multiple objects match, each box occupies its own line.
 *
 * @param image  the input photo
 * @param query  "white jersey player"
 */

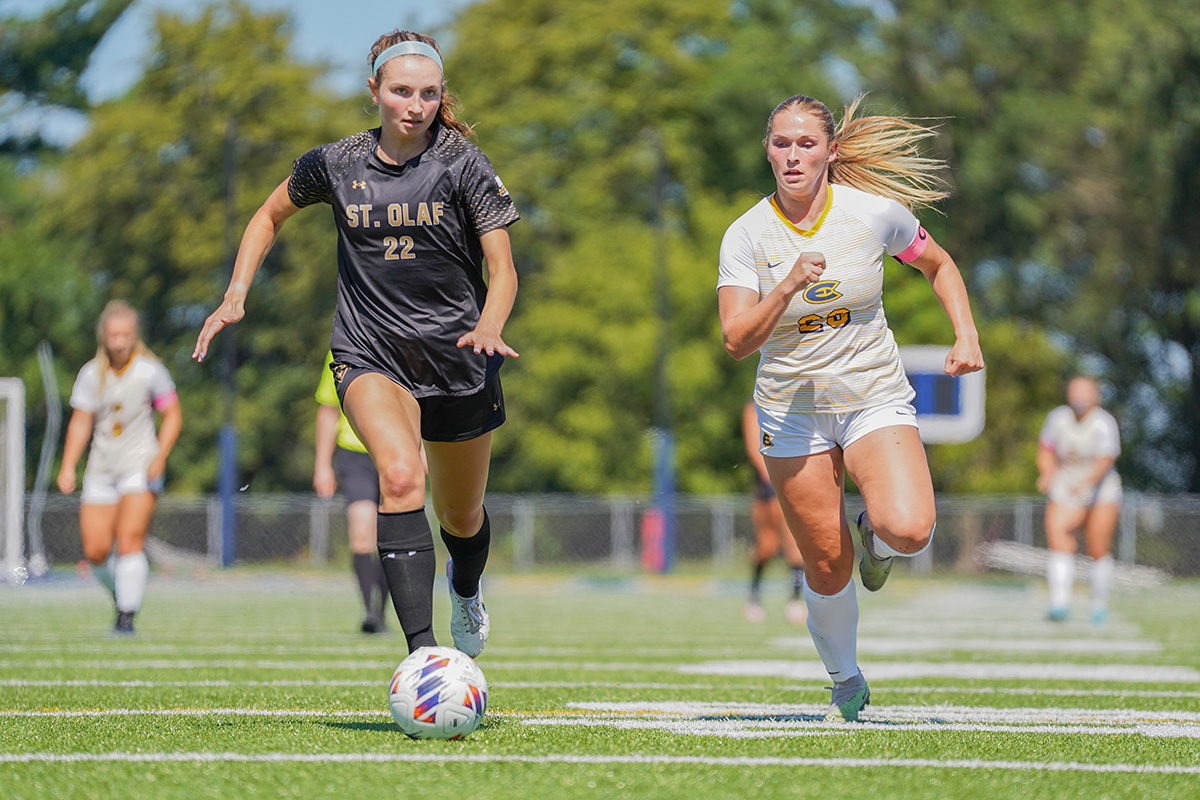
xmin=718 ymin=94 xmax=983 ymax=721
xmin=1037 ymin=376 xmax=1121 ymax=624
xmin=58 ymin=300 xmax=182 ymax=634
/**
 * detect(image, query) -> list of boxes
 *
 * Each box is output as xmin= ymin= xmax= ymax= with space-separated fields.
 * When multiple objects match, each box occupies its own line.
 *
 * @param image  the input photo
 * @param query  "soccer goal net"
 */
xmin=0 ymin=378 xmax=26 ymax=585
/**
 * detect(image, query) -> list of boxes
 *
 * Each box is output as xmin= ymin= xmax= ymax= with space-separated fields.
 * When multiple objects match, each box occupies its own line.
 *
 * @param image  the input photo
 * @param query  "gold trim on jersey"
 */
xmin=769 ymin=187 xmax=833 ymax=237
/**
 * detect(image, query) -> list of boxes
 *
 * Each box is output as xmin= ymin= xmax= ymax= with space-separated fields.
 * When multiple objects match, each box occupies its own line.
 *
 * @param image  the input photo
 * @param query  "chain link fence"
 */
xmin=16 ymin=492 xmax=1200 ymax=579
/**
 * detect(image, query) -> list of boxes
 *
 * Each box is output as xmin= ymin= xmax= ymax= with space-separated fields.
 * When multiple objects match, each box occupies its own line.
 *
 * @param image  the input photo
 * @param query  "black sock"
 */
xmin=750 ymin=558 xmax=767 ymax=598
xmin=374 ymin=556 xmax=390 ymax=618
xmin=441 ymin=508 xmax=490 ymax=598
xmin=352 ymin=553 xmax=378 ymax=617
xmin=377 ymin=509 xmax=437 ymax=652
xmin=791 ymin=566 xmax=804 ymax=600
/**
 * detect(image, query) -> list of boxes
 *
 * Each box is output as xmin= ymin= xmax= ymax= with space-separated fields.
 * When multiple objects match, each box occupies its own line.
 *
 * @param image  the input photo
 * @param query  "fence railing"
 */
xmin=16 ymin=492 xmax=1200 ymax=577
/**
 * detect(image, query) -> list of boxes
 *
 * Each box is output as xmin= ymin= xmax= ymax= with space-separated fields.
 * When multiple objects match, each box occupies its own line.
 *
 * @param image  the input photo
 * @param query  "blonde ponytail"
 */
xmin=767 ymin=94 xmax=950 ymax=211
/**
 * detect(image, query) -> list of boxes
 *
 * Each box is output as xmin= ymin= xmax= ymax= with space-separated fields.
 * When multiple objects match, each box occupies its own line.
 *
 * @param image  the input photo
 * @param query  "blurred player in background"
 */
xmin=1037 ymin=375 xmax=1122 ymax=624
xmin=718 ymin=94 xmax=983 ymax=721
xmin=742 ymin=400 xmax=806 ymax=625
xmin=314 ymin=350 xmax=389 ymax=634
xmin=195 ymin=31 xmax=518 ymax=658
xmin=57 ymin=300 xmax=182 ymax=634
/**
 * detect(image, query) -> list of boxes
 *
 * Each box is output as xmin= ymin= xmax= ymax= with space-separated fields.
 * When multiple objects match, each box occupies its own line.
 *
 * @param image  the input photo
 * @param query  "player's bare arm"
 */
xmin=719 ymin=251 xmax=825 ymax=360
xmin=56 ymin=408 xmax=94 ymax=494
xmin=908 ymin=235 xmax=983 ymax=377
xmin=193 ymin=179 xmax=302 ymax=361
xmin=457 ymin=226 xmax=519 ymax=358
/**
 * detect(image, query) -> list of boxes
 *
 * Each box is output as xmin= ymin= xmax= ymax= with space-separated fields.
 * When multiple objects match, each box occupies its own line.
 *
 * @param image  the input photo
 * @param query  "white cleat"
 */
xmin=824 ymin=673 xmax=870 ymax=722
xmin=852 ymin=511 xmax=892 ymax=592
xmin=446 ymin=559 xmax=489 ymax=657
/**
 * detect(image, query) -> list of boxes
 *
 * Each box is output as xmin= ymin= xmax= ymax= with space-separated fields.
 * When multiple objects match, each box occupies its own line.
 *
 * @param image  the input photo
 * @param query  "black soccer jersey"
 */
xmin=288 ymin=123 xmax=519 ymax=398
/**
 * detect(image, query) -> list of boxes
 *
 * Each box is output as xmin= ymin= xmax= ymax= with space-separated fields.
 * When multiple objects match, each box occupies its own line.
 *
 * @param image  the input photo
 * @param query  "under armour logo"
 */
xmin=762 ymin=432 xmax=774 ymax=448
xmin=352 ymin=180 xmax=366 ymax=189
xmin=492 ymin=403 xmax=499 ymax=412
xmin=333 ymin=364 xmax=349 ymax=383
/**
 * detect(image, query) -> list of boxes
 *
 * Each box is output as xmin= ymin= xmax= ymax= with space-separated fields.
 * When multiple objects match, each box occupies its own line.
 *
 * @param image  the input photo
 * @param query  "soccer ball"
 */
xmin=388 ymin=645 xmax=488 ymax=739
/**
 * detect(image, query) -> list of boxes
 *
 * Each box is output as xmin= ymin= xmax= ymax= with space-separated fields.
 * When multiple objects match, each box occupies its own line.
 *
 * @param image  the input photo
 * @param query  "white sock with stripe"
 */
xmin=1047 ymin=551 xmax=1074 ymax=610
xmin=1090 ymin=554 xmax=1115 ymax=613
xmin=114 ymin=551 xmax=149 ymax=613
xmin=803 ymin=576 xmax=860 ymax=683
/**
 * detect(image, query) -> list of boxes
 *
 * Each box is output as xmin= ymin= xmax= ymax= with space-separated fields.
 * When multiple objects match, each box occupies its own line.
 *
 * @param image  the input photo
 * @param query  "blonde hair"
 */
xmin=766 ymin=94 xmax=950 ymax=211
xmin=368 ymin=30 xmax=474 ymax=139
xmin=95 ymin=300 xmax=156 ymax=392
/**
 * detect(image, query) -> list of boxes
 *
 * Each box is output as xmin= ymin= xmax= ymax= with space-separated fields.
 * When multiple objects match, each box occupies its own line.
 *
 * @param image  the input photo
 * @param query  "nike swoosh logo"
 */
xmin=766 ymin=261 xmax=781 ymax=269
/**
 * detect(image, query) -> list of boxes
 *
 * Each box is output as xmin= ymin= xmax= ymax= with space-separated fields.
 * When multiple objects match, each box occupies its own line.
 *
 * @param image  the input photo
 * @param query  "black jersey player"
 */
xmin=194 ymin=31 xmax=518 ymax=658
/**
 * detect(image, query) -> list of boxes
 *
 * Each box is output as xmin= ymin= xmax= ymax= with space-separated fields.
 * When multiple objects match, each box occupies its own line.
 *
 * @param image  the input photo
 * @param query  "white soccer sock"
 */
xmin=1090 ymin=554 xmax=1115 ymax=613
xmin=803 ymin=576 xmax=860 ymax=683
xmin=91 ymin=560 xmax=116 ymax=598
xmin=114 ymin=551 xmax=149 ymax=613
xmin=862 ymin=515 xmax=934 ymax=559
xmin=1047 ymin=551 xmax=1074 ymax=609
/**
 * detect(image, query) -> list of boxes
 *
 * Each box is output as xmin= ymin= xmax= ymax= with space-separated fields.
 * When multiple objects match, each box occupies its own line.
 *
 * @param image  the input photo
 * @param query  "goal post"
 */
xmin=0 ymin=377 xmax=27 ymax=585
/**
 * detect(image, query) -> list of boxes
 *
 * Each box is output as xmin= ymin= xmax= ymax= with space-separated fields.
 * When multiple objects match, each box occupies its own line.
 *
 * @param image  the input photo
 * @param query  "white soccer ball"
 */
xmin=388 ymin=645 xmax=488 ymax=740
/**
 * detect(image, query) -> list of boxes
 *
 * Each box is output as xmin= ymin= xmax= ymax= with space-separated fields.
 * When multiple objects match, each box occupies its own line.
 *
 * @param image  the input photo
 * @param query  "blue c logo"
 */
xmin=802 ymin=281 xmax=842 ymax=304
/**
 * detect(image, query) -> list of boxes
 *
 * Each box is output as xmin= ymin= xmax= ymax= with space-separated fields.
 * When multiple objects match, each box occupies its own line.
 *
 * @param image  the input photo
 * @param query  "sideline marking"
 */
xmin=6 ymin=658 xmax=1196 ymax=683
xmin=0 ymin=752 xmax=1197 ymax=773
xmin=563 ymin=700 xmax=1200 ymax=724
xmin=679 ymin=660 xmax=1200 ymax=683
xmin=522 ymin=716 xmax=1197 ymax=739
xmin=2 ymin=679 xmax=1198 ymax=699
xmin=768 ymin=636 xmax=1160 ymax=655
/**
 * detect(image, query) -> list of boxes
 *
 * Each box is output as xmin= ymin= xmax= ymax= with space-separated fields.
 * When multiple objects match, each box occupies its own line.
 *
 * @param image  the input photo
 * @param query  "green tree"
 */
xmin=451 ymin=0 xmax=870 ymax=493
xmin=39 ymin=1 xmax=368 ymax=491
xmin=868 ymin=0 xmax=1200 ymax=490
xmin=0 ymin=0 xmax=134 ymax=151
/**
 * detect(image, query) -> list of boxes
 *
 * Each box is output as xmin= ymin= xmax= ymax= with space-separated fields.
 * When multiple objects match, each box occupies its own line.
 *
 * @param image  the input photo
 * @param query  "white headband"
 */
xmin=372 ymin=41 xmax=444 ymax=75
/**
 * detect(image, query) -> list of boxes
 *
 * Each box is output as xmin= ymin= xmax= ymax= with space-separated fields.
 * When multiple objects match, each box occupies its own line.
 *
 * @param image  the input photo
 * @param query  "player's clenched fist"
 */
xmin=783 ymin=251 xmax=826 ymax=294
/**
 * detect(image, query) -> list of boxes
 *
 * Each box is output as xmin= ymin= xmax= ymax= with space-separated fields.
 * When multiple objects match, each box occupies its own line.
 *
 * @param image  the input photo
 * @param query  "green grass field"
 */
xmin=2 ymin=568 xmax=1198 ymax=799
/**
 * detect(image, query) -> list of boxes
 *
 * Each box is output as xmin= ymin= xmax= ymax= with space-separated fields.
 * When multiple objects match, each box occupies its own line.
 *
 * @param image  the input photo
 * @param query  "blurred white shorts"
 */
xmin=81 ymin=470 xmax=158 ymax=505
xmin=1049 ymin=470 xmax=1122 ymax=509
xmin=756 ymin=400 xmax=918 ymax=458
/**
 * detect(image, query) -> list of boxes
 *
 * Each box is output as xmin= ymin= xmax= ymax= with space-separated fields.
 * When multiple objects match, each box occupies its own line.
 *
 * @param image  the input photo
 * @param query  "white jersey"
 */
xmin=718 ymin=185 xmax=924 ymax=413
xmin=69 ymin=354 xmax=177 ymax=478
xmin=1039 ymin=405 xmax=1121 ymax=502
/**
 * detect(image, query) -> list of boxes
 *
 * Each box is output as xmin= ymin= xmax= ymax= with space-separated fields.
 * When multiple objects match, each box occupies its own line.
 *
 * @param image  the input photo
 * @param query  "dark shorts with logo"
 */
xmin=332 ymin=363 xmax=505 ymax=443
xmin=333 ymin=447 xmax=380 ymax=505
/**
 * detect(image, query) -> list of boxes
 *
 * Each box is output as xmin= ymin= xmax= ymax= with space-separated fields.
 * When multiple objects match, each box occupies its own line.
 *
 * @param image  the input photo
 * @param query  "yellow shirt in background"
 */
xmin=315 ymin=351 xmax=368 ymax=454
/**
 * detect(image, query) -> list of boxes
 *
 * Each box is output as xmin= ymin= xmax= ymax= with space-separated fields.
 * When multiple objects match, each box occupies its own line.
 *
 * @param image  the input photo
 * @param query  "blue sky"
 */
xmin=2 ymin=0 xmax=477 ymax=142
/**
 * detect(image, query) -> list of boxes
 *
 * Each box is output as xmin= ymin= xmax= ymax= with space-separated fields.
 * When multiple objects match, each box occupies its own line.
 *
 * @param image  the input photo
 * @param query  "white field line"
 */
xmin=7 ymin=704 xmax=1199 ymax=728
xmin=2 ymin=709 xmax=388 ymax=718
xmin=768 ymin=636 xmax=1160 ymax=655
xmin=3 ymin=679 xmax=1198 ymax=699
xmin=679 ymin=660 xmax=1200 ymax=683
xmin=875 ymin=686 xmax=1200 ymax=699
xmin=0 ymin=680 xmax=375 ymax=688
xmin=0 ymin=679 xmax=712 ymax=690
xmin=0 ymin=644 xmax=753 ymax=658
xmin=5 ymin=707 xmax=1196 ymax=740
xmin=0 ymin=752 xmax=1197 ymax=773
xmin=563 ymin=701 xmax=1200 ymax=725
xmin=0 ymin=659 xmax=662 ymax=672
xmin=521 ymin=716 xmax=1198 ymax=739
xmin=4 ymin=658 xmax=1198 ymax=684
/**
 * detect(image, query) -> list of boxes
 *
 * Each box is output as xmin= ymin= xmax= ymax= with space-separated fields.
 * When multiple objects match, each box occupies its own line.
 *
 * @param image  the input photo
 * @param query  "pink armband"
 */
xmin=153 ymin=391 xmax=178 ymax=411
xmin=895 ymin=226 xmax=929 ymax=262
